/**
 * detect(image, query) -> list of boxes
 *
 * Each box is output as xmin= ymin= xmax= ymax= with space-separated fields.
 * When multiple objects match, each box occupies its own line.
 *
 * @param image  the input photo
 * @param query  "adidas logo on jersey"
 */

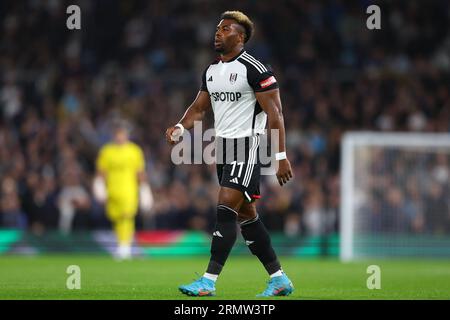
xmin=208 ymin=76 xmax=213 ymax=81
xmin=229 ymin=178 xmax=239 ymax=184
xmin=213 ymin=231 xmax=223 ymax=237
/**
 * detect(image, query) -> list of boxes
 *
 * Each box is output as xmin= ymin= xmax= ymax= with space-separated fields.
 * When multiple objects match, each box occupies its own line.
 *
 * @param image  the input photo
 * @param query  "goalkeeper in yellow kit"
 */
xmin=93 ymin=120 xmax=153 ymax=260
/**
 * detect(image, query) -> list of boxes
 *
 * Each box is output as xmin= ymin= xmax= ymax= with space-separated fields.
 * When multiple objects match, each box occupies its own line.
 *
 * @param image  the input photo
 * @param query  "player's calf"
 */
xmin=240 ymin=214 xmax=282 ymax=276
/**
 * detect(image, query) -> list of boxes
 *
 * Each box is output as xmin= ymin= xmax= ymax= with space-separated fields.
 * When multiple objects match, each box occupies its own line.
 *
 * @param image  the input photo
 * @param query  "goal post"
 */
xmin=340 ymin=132 xmax=450 ymax=261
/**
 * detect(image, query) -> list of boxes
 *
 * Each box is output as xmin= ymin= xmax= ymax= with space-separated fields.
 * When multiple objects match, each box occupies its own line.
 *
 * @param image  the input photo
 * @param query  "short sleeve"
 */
xmin=239 ymin=58 xmax=279 ymax=92
xmin=200 ymin=66 xmax=209 ymax=92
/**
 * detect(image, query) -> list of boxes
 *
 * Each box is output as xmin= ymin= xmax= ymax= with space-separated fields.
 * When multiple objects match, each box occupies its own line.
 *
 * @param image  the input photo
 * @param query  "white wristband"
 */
xmin=275 ymin=152 xmax=287 ymax=160
xmin=171 ymin=123 xmax=185 ymax=141
xmin=175 ymin=123 xmax=184 ymax=132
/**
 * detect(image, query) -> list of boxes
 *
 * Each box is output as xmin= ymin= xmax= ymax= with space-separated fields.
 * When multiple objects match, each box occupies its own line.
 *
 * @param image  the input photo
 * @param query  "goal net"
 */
xmin=340 ymin=132 xmax=450 ymax=261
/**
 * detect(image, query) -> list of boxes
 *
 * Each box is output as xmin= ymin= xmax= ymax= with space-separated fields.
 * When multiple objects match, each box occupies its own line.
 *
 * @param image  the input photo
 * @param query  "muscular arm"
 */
xmin=256 ymin=88 xmax=293 ymax=186
xmin=256 ymin=88 xmax=286 ymax=153
xmin=179 ymin=91 xmax=211 ymax=130
xmin=165 ymin=91 xmax=211 ymax=144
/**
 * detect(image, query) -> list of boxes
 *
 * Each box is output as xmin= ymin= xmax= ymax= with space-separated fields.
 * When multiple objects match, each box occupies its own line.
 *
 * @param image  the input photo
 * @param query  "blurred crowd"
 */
xmin=357 ymin=151 xmax=450 ymax=234
xmin=0 ymin=0 xmax=449 ymax=236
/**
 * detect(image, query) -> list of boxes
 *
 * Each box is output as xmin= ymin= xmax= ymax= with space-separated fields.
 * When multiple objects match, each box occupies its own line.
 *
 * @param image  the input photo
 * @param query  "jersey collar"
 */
xmin=219 ymin=49 xmax=245 ymax=63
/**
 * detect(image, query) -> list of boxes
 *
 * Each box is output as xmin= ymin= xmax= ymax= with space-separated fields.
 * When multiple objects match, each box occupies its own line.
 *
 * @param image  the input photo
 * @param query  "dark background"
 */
xmin=0 ymin=0 xmax=449 ymax=236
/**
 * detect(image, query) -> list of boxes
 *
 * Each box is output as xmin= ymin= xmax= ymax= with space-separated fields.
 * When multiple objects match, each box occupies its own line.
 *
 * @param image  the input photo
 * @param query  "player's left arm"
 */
xmin=256 ymin=88 xmax=293 ymax=186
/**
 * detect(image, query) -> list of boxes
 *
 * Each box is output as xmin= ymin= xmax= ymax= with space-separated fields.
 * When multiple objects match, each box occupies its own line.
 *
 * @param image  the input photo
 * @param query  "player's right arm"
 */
xmin=165 ymin=90 xmax=211 ymax=145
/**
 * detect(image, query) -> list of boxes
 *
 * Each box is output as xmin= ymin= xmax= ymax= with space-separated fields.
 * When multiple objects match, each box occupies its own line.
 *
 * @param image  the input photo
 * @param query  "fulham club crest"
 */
xmin=229 ymin=73 xmax=238 ymax=84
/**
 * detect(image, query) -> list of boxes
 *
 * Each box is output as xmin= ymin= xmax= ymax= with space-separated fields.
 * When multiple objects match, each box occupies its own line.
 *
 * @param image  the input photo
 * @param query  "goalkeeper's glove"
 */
xmin=93 ymin=176 xmax=107 ymax=203
xmin=139 ymin=182 xmax=154 ymax=213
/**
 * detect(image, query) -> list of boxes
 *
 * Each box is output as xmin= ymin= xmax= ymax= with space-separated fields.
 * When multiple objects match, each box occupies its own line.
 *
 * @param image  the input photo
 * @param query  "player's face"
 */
xmin=214 ymin=19 xmax=243 ymax=53
xmin=114 ymin=128 xmax=129 ymax=144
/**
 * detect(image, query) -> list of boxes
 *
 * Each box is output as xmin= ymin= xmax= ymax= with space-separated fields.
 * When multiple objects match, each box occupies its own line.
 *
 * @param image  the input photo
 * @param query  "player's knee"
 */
xmin=218 ymin=187 xmax=244 ymax=211
xmin=238 ymin=213 xmax=256 ymax=224
xmin=238 ymin=203 xmax=257 ymax=224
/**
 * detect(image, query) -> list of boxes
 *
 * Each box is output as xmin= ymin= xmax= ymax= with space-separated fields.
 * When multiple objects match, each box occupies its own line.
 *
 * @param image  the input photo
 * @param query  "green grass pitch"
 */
xmin=0 ymin=255 xmax=449 ymax=299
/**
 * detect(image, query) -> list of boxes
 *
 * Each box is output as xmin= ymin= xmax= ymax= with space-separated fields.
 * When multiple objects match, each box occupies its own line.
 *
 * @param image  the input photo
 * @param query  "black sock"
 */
xmin=240 ymin=215 xmax=282 ymax=275
xmin=206 ymin=205 xmax=237 ymax=275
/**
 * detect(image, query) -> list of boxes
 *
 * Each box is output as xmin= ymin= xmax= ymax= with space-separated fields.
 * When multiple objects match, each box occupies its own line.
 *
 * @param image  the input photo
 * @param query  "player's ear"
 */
xmin=234 ymin=24 xmax=245 ymax=44
xmin=239 ymin=31 xmax=245 ymax=44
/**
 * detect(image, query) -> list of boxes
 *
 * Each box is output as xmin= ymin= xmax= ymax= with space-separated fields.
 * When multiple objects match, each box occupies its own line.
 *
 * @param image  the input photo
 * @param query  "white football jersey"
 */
xmin=200 ymin=50 xmax=279 ymax=139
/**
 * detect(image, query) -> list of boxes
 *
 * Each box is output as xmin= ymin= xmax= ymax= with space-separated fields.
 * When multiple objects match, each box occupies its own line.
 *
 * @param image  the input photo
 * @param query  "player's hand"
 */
xmin=276 ymin=159 xmax=293 ymax=186
xmin=165 ymin=126 xmax=176 ymax=145
xmin=165 ymin=126 xmax=181 ymax=145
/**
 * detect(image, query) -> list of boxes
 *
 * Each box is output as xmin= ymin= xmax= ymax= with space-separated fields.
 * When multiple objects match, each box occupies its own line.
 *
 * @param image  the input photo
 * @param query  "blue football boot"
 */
xmin=257 ymin=273 xmax=294 ymax=297
xmin=179 ymin=276 xmax=216 ymax=296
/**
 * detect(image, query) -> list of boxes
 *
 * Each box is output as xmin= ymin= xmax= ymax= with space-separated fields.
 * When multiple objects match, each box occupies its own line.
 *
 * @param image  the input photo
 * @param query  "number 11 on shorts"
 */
xmin=230 ymin=161 xmax=244 ymax=178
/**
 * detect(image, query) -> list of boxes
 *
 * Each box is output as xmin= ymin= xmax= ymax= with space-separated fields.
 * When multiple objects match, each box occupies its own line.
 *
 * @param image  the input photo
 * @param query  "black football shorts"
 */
xmin=216 ymin=135 xmax=261 ymax=202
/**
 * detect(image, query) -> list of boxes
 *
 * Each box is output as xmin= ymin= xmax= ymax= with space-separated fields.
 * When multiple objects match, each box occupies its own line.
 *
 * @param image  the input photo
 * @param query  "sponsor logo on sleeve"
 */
xmin=259 ymin=76 xmax=277 ymax=88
